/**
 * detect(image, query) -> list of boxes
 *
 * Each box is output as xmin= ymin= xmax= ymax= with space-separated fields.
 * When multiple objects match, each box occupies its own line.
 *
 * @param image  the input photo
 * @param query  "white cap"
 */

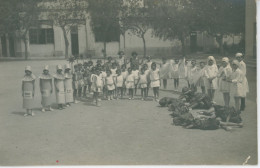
xmin=25 ymin=66 xmax=32 ymax=72
xmin=235 ymin=53 xmax=243 ymax=57
xmin=56 ymin=64 xmax=62 ymax=70
xmin=44 ymin=65 xmax=49 ymax=71
xmin=64 ymin=64 xmax=71 ymax=70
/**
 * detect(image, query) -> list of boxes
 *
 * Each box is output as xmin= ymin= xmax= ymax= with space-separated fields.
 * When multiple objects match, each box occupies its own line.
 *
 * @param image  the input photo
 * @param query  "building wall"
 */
xmin=245 ymin=0 xmax=256 ymax=58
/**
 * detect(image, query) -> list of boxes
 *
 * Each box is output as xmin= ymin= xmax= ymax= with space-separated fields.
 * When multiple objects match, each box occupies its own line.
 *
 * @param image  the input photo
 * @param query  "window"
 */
xmin=29 ymin=28 xmax=54 ymax=44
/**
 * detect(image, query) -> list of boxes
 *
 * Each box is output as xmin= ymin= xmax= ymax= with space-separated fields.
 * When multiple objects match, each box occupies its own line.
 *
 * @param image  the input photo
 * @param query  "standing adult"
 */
xmin=64 ymin=64 xmax=74 ymax=107
xmin=54 ymin=65 xmax=66 ymax=110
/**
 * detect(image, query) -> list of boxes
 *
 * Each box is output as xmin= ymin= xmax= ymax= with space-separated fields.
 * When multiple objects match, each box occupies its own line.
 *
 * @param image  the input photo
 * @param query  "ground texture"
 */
xmin=0 ymin=60 xmax=257 ymax=165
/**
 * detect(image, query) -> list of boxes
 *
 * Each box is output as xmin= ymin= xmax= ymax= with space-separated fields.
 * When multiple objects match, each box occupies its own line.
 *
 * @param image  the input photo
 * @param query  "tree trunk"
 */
xmin=62 ymin=27 xmax=69 ymax=59
xmin=123 ymin=32 xmax=126 ymax=52
xmin=216 ymin=34 xmax=223 ymax=55
xmin=142 ymin=34 xmax=146 ymax=58
xmin=103 ymin=41 xmax=107 ymax=58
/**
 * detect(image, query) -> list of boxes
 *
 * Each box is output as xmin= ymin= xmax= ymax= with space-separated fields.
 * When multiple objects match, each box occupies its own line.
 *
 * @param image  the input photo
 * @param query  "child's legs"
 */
xmin=134 ymin=84 xmax=138 ymax=95
xmin=234 ymin=97 xmax=241 ymax=111
xmin=78 ymin=87 xmax=82 ymax=97
xmin=129 ymin=88 xmax=133 ymax=98
xmin=223 ymin=92 xmax=230 ymax=107
xmin=163 ymin=79 xmax=167 ymax=89
xmin=120 ymin=87 xmax=124 ymax=98
xmin=211 ymin=89 xmax=215 ymax=100
xmin=153 ymin=87 xmax=156 ymax=98
xmin=88 ymin=83 xmax=92 ymax=93
xmin=207 ymin=89 xmax=212 ymax=99
xmin=83 ymin=86 xmax=87 ymax=96
xmin=147 ymin=82 xmax=150 ymax=96
xmin=174 ymin=79 xmax=177 ymax=88
xmin=191 ymin=84 xmax=197 ymax=92
xmin=155 ymin=87 xmax=159 ymax=98
xmin=240 ymin=97 xmax=246 ymax=110
xmin=144 ymin=87 xmax=147 ymax=98
xmin=176 ymin=78 xmax=179 ymax=87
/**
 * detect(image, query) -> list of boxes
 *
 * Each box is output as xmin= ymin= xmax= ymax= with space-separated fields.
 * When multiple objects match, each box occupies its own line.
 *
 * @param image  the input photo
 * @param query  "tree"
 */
xmin=120 ymin=0 xmax=150 ymax=57
xmin=148 ymin=0 xmax=204 ymax=57
xmin=88 ymin=0 xmax=122 ymax=57
xmin=46 ymin=0 xmax=87 ymax=58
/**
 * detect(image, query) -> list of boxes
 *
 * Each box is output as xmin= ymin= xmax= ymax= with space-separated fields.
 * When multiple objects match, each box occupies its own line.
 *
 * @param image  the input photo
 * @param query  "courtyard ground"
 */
xmin=0 ymin=59 xmax=257 ymax=165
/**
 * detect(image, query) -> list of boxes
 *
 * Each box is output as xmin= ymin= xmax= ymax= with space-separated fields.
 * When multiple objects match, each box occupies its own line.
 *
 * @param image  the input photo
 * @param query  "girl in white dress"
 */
xmin=39 ymin=65 xmax=53 ymax=112
xmin=150 ymin=62 xmax=160 ymax=101
xmin=101 ymin=65 xmax=107 ymax=99
xmin=132 ymin=64 xmax=140 ymax=95
xmin=91 ymin=68 xmax=103 ymax=106
xmin=227 ymin=60 xmax=244 ymax=111
xmin=22 ymin=66 xmax=36 ymax=116
xmin=143 ymin=64 xmax=150 ymax=97
xmin=138 ymin=67 xmax=148 ymax=100
xmin=204 ymin=56 xmax=219 ymax=102
xmin=197 ymin=61 xmax=206 ymax=94
xmin=64 ymin=64 xmax=74 ymax=107
xmin=54 ymin=65 xmax=66 ymax=110
xmin=121 ymin=64 xmax=128 ymax=95
xmin=115 ymin=69 xmax=124 ymax=99
xmin=160 ymin=57 xmax=169 ymax=89
xmin=125 ymin=68 xmax=135 ymax=100
xmin=170 ymin=58 xmax=180 ymax=91
xmin=105 ymin=70 xmax=115 ymax=100
xmin=235 ymin=53 xmax=249 ymax=111
xmin=218 ymin=57 xmax=232 ymax=107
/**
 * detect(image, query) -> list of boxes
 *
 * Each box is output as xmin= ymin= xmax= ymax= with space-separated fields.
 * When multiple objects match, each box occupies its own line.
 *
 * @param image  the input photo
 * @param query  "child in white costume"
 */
xmin=218 ymin=57 xmax=232 ymax=107
xmin=204 ymin=56 xmax=218 ymax=102
xmin=115 ymin=69 xmax=124 ymax=99
xmin=54 ymin=65 xmax=66 ymax=110
xmin=64 ymin=64 xmax=74 ymax=107
xmin=227 ymin=60 xmax=244 ymax=111
xmin=235 ymin=53 xmax=249 ymax=111
xmin=91 ymin=68 xmax=103 ymax=106
xmin=125 ymin=68 xmax=135 ymax=100
xmin=160 ymin=57 xmax=170 ymax=89
xmin=197 ymin=61 xmax=206 ymax=94
xmin=138 ymin=67 xmax=148 ymax=100
xmin=22 ymin=66 xmax=36 ymax=117
xmin=105 ymin=69 xmax=115 ymax=100
xmin=189 ymin=60 xmax=200 ymax=92
xmin=150 ymin=62 xmax=160 ymax=101
xmin=39 ymin=65 xmax=53 ymax=112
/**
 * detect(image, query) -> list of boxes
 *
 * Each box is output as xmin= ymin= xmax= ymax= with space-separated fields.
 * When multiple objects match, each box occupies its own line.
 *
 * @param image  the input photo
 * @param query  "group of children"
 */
xmin=160 ymin=52 xmax=249 ymax=112
xmin=21 ymin=51 xmax=248 ymax=116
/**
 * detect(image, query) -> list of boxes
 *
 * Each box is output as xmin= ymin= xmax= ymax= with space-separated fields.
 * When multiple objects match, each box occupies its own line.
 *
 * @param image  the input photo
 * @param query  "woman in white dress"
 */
xmin=54 ymin=65 xmax=66 ymax=110
xmin=217 ymin=57 xmax=232 ymax=107
xmin=39 ymin=65 xmax=53 ymax=112
xmin=64 ymin=64 xmax=74 ymax=107
xmin=204 ymin=56 xmax=218 ymax=102
xmin=227 ymin=60 xmax=244 ymax=111
xmin=22 ymin=66 xmax=36 ymax=116
xmin=235 ymin=53 xmax=249 ymax=111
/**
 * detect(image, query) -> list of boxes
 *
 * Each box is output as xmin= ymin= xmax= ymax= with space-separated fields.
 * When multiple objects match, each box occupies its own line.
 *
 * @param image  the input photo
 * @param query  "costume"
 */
xmin=39 ymin=69 xmax=52 ymax=107
xmin=139 ymin=74 xmax=148 ymax=88
xmin=218 ymin=61 xmax=232 ymax=93
xmin=204 ymin=56 xmax=218 ymax=90
xmin=125 ymin=73 xmax=135 ymax=89
xmin=54 ymin=67 xmax=65 ymax=104
xmin=150 ymin=69 xmax=160 ymax=87
xmin=64 ymin=65 xmax=74 ymax=103
xmin=115 ymin=74 xmax=124 ymax=88
xmin=106 ymin=75 xmax=115 ymax=91
xmin=91 ymin=74 xmax=103 ymax=93
xmin=22 ymin=73 xmax=36 ymax=109
xmin=230 ymin=68 xmax=244 ymax=97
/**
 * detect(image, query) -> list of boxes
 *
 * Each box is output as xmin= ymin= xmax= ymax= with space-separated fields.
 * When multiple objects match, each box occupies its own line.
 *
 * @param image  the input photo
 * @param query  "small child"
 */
xmin=171 ymin=58 xmax=180 ymax=91
xmin=143 ymin=64 xmax=150 ymax=96
xmin=22 ymin=66 xmax=36 ymax=116
xmin=138 ymin=67 xmax=148 ymax=100
xmin=83 ymin=62 xmax=89 ymax=97
xmin=150 ymin=62 xmax=160 ymax=101
xmin=73 ymin=64 xmax=83 ymax=102
xmin=111 ymin=62 xmax=117 ymax=77
xmin=125 ymin=68 xmax=135 ymax=100
xmin=105 ymin=69 xmax=115 ymax=100
xmin=121 ymin=64 xmax=128 ymax=95
xmin=101 ymin=65 xmax=107 ymax=98
xmin=39 ymin=65 xmax=53 ymax=112
xmin=54 ymin=65 xmax=66 ymax=110
xmin=198 ymin=61 xmax=206 ymax=94
xmin=189 ymin=59 xmax=200 ymax=92
xmin=91 ymin=67 xmax=103 ymax=106
xmin=115 ymin=69 xmax=124 ymax=99
xmin=64 ymin=64 xmax=74 ymax=107
xmin=160 ymin=57 xmax=169 ymax=89
xmin=132 ymin=64 xmax=139 ymax=95
xmin=145 ymin=56 xmax=153 ymax=70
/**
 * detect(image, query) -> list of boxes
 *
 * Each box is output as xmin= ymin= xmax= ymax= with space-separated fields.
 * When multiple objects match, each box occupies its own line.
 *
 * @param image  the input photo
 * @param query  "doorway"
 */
xmin=71 ymin=26 xmax=79 ymax=56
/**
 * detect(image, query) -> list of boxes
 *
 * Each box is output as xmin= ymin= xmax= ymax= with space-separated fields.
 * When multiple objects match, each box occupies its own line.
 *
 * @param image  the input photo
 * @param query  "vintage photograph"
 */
xmin=0 ymin=0 xmax=257 ymax=166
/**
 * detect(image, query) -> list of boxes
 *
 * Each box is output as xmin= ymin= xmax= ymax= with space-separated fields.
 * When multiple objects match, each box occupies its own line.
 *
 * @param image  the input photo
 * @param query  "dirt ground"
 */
xmin=0 ymin=60 xmax=257 ymax=165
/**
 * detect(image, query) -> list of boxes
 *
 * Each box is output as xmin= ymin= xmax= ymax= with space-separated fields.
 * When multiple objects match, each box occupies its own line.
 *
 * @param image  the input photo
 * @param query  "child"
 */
xmin=105 ymin=56 xmax=113 ymax=70
xmin=218 ymin=57 xmax=232 ymax=107
xmin=138 ymin=67 xmax=148 ymax=100
xmin=101 ymin=65 xmax=107 ymax=98
xmin=22 ymin=66 xmax=36 ymax=116
xmin=115 ymin=69 xmax=124 ymax=99
xmin=82 ymin=62 xmax=89 ymax=97
xmin=73 ymin=64 xmax=83 ymax=102
xmin=235 ymin=53 xmax=249 ymax=111
xmin=150 ymin=62 xmax=160 ymax=101
xmin=105 ymin=69 xmax=115 ymax=100
xmin=121 ymin=64 xmax=128 ymax=95
xmin=132 ymin=64 xmax=139 ymax=95
xmin=198 ymin=61 xmax=206 ymax=94
xmin=143 ymin=64 xmax=150 ymax=96
xmin=111 ymin=62 xmax=117 ymax=77
xmin=39 ymin=65 xmax=53 ymax=112
xmin=227 ymin=60 xmax=244 ymax=111
xmin=160 ymin=57 xmax=169 ymax=89
xmin=117 ymin=51 xmax=126 ymax=68
xmin=145 ymin=56 xmax=153 ymax=70
xmin=189 ymin=59 xmax=200 ymax=92
xmin=91 ymin=68 xmax=103 ymax=106
xmin=171 ymin=58 xmax=180 ymax=91
xmin=64 ymin=64 xmax=74 ymax=107
xmin=54 ymin=65 xmax=66 ymax=110
xmin=125 ymin=67 xmax=135 ymax=100
xmin=204 ymin=56 xmax=219 ymax=102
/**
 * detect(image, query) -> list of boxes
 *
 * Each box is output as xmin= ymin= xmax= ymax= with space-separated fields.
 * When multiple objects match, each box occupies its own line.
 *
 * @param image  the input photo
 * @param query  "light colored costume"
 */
xmin=111 ymin=68 xmax=117 ymax=77
xmin=160 ymin=62 xmax=170 ymax=79
xmin=146 ymin=61 xmax=153 ymax=70
xmin=91 ymin=74 xmax=103 ymax=93
xmin=204 ymin=56 xmax=219 ymax=90
xmin=115 ymin=75 xmax=124 ymax=87
xmin=117 ymin=56 xmax=125 ymax=68
xmin=139 ymin=74 xmax=148 ymax=88
xmin=218 ymin=57 xmax=232 ymax=93
xmin=132 ymin=69 xmax=139 ymax=85
xmin=238 ymin=60 xmax=249 ymax=97
xmin=106 ymin=75 xmax=115 ymax=91
xmin=150 ymin=68 xmax=160 ymax=87
xmin=197 ymin=67 xmax=206 ymax=87
xmin=230 ymin=60 xmax=244 ymax=97
xmin=22 ymin=66 xmax=36 ymax=109
xmin=73 ymin=70 xmax=84 ymax=89
xmin=169 ymin=60 xmax=179 ymax=79
xmin=64 ymin=64 xmax=74 ymax=103
xmin=189 ymin=66 xmax=200 ymax=85
xmin=39 ymin=65 xmax=53 ymax=107
xmin=54 ymin=65 xmax=65 ymax=104
xmin=125 ymin=73 xmax=135 ymax=89
xmin=101 ymin=71 xmax=107 ymax=88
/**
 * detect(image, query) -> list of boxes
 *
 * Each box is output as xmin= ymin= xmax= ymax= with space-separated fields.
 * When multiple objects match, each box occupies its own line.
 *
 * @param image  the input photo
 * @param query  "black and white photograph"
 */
xmin=0 ymin=0 xmax=257 ymax=166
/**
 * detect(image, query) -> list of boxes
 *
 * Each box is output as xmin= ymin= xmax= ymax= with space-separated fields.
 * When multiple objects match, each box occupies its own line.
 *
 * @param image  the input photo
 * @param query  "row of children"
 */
xmin=159 ymin=53 xmax=249 ymax=112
